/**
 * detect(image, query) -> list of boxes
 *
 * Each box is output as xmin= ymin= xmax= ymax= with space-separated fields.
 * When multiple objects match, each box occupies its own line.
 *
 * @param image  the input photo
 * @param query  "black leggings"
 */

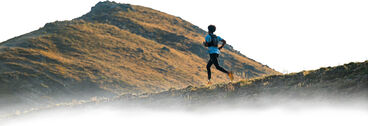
xmin=207 ymin=54 xmax=228 ymax=80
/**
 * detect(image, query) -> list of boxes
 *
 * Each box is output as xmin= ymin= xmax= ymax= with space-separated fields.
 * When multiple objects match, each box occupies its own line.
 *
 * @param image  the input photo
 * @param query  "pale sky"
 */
xmin=1 ymin=0 xmax=367 ymax=73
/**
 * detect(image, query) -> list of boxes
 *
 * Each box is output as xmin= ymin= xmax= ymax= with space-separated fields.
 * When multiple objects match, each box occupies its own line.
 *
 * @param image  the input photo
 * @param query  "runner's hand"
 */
xmin=203 ymin=42 xmax=208 ymax=47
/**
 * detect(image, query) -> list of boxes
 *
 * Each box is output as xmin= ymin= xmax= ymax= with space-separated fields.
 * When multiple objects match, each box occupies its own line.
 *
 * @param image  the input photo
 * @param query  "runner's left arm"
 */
xmin=203 ymin=41 xmax=209 ymax=47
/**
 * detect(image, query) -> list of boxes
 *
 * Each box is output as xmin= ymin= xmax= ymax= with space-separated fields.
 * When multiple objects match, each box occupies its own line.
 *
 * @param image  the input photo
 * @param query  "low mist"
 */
xmin=2 ymin=96 xmax=368 ymax=126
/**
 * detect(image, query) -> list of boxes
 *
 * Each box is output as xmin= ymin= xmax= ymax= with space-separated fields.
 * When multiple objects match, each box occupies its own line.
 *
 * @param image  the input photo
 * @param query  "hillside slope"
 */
xmin=132 ymin=61 xmax=368 ymax=106
xmin=1 ymin=61 xmax=366 ymax=117
xmin=0 ymin=1 xmax=278 ymax=109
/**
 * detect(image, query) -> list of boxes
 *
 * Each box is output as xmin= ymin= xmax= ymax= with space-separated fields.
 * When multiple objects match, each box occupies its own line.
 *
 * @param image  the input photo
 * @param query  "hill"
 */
xmin=128 ymin=61 xmax=368 ymax=107
xmin=0 ymin=1 xmax=279 ymax=111
xmin=1 ymin=61 xmax=366 ymax=118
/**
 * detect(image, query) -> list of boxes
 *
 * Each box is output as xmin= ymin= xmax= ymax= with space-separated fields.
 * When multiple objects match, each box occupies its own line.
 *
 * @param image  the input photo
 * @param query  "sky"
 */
xmin=1 ymin=0 xmax=367 ymax=73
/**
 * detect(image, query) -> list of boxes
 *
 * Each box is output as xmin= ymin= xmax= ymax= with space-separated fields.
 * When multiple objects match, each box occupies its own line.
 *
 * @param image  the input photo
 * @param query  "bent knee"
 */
xmin=214 ymin=65 xmax=222 ymax=69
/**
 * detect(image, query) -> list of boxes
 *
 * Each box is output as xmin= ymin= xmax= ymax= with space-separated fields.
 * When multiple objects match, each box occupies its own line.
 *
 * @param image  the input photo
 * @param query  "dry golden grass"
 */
xmin=0 ymin=1 xmax=279 ymax=109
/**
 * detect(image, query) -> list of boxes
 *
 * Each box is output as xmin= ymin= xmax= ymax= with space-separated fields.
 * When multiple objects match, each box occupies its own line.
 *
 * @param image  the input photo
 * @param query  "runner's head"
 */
xmin=208 ymin=25 xmax=216 ymax=33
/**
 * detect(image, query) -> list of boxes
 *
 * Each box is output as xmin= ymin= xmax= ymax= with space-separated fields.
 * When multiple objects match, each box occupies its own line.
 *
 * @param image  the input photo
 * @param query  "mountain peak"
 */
xmin=91 ymin=1 xmax=134 ymax=13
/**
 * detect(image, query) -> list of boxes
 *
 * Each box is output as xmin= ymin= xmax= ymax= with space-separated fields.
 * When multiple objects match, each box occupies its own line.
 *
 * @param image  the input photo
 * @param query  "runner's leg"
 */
xmin=213 ymin=54 xmax=228 ymax=74
xmin=206 ymin=54 xmax=215 ymax=80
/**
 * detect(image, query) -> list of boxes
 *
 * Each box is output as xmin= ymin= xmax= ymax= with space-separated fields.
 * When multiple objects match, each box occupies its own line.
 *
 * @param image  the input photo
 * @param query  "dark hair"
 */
xmin=208 ymin=25 xmax=216 ymax=33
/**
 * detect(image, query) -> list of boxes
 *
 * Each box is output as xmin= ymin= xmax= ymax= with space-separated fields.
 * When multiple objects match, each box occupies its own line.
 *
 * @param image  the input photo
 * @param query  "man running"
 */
xmin=203 ymin=25 xmax=233 ymax=84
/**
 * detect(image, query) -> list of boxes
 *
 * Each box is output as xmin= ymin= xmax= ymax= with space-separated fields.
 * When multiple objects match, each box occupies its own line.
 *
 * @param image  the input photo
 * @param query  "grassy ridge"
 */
xmin=135 ymin=61 xmax=368 ymax=106
xmin=1 ymin=61 xmax=367 ymax=118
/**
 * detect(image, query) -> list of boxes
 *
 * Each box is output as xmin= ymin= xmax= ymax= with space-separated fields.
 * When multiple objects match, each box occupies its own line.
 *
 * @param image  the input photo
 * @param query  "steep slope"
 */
xmin=0 ymin=1 xmax=279 ymax=109
xmin=77 ymin=1 xmax=279 ymax=78
xmin=134 ymin=61 xmax=368 ymax=106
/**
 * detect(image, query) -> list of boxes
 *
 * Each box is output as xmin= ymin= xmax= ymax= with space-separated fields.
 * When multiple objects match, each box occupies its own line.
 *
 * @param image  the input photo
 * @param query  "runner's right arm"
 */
xmin=218 ymin=39 xmax=226 ymax=50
